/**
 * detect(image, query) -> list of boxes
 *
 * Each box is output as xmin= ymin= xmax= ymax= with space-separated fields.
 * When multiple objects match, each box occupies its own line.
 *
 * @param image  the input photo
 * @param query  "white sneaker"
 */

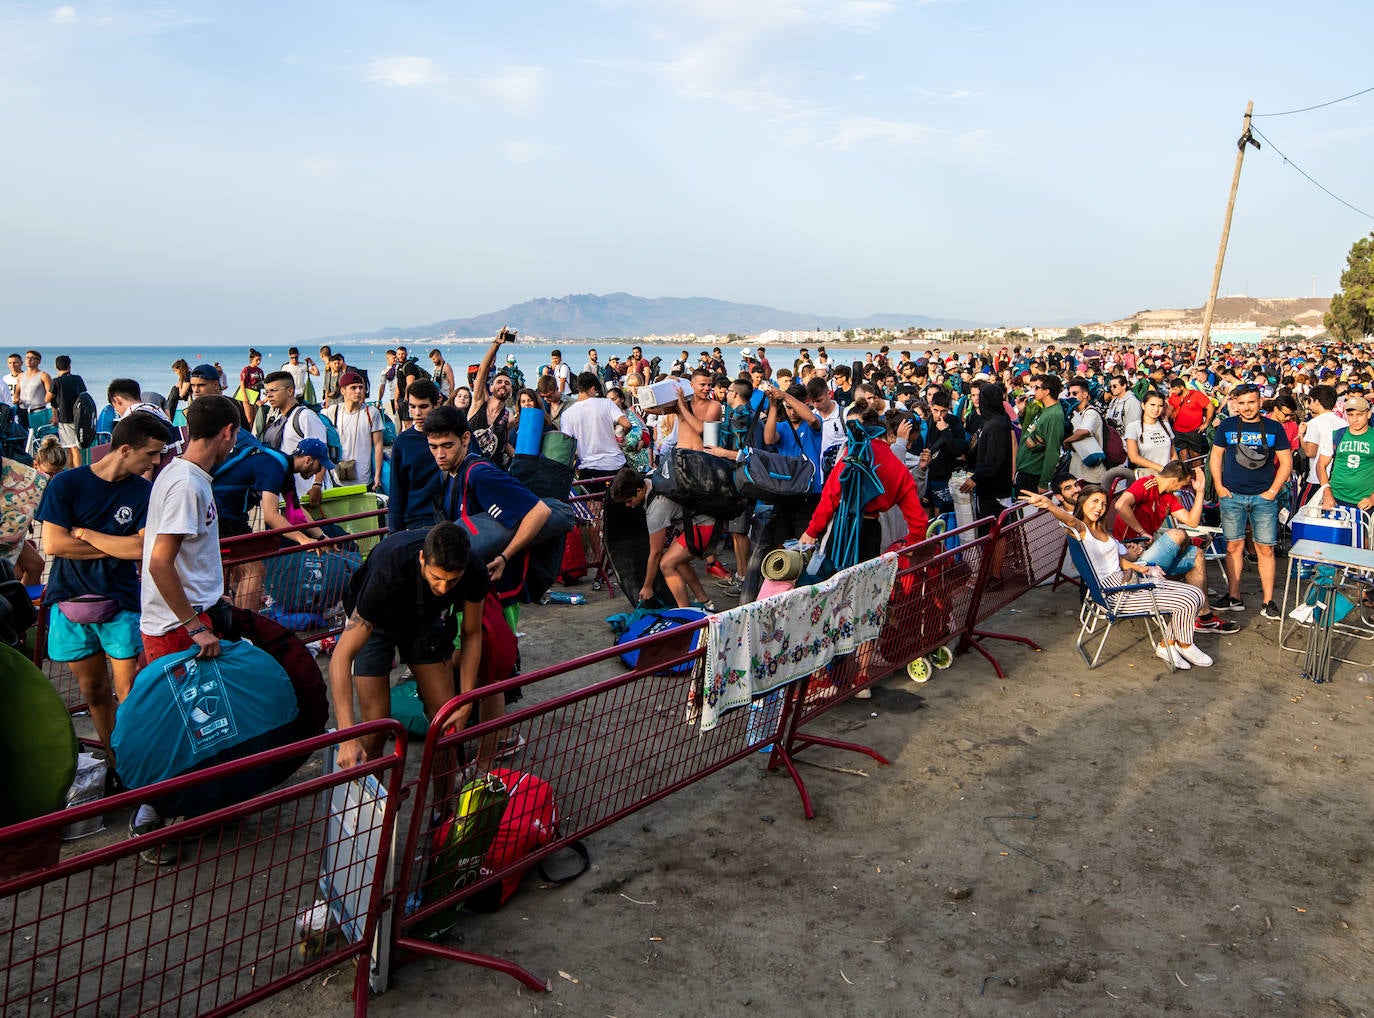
xmin=1176 ymin=643 xmax=1213 ymax=667
xmin=1155 ymin=643 xmax=1190 ymax=670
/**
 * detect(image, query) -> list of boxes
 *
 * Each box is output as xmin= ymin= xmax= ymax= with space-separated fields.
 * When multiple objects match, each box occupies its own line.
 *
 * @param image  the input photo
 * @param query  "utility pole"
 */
xmin=1196 ymin=101 xmax=1259 ymax=363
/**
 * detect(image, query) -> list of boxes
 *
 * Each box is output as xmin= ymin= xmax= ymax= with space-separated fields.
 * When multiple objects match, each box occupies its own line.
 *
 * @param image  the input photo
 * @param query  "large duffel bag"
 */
xmin=650 ymin=447 xmax=745 ymax=520
xmin=263 ymin=547 xmax=362 ymax=614
xmin=111 ymin=640 xmax=307 ymax=818
xmin=733 ymin=446 xmax=815 ymax=502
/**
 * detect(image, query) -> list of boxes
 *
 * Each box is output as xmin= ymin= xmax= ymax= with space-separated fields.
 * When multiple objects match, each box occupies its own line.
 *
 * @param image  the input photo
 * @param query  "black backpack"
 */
xmin=0 ymin=560 xmax=35 ymax=649
xmin=650 ymin=447 xmax=745 ymax=521
xmin=75 ymin=392 xmax=98 ymax=449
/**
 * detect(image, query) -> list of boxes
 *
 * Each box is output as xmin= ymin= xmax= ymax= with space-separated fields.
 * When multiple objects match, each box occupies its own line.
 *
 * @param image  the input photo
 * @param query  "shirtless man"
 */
xmin=671 ymin=367 xmax=722 ymax=451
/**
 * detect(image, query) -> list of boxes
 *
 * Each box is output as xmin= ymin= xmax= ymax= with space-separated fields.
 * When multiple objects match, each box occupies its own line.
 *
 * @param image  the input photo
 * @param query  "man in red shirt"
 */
xmin=1168 ymin=376 xmax=1214 ymax=456
xmin=1112 ymin=461 xmax=1237 ymax=634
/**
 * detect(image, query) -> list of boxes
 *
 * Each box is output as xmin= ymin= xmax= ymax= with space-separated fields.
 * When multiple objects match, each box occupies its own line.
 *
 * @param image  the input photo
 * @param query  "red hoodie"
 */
xmin=805 ymin=439 xmax=928 ymax=543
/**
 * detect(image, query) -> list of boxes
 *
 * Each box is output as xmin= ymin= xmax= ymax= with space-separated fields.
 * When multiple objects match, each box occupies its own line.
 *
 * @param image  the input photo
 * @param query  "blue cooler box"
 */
xmin=1289 ymin=505 xmax=1356 ymax=547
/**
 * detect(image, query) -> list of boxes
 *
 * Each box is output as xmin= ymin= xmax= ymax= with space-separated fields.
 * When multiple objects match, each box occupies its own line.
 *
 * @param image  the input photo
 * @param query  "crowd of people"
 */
xmin=3 ymin=329 xmax=1372 ymax=857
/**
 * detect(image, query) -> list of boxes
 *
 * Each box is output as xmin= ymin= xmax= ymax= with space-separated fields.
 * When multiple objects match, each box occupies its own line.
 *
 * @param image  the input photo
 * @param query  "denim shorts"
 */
xmin=47 ymin=605 xmax=143 ymax=662
xmin=1219 ymin=492 xmax=1280 ymax=546
xmin=1136 ymin=528 xmax=1198 ymax=576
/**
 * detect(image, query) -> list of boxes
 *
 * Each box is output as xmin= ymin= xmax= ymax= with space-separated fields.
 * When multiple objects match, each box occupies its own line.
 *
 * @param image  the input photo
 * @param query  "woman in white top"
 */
xmin=1124 ymin=391 xmax=1176 ymax=474
xmin=1020 ymin=483 xmax=1208 ymax=670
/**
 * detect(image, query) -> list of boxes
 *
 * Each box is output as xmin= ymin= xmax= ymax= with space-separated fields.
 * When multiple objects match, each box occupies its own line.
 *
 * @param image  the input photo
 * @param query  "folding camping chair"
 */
xmin=1066 ymin=531 xmax=1176 ymax=671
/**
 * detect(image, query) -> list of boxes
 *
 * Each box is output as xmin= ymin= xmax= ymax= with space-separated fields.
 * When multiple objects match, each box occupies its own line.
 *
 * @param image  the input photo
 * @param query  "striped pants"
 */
xmin=1102 ymin=571 xmax=1203 ymax=644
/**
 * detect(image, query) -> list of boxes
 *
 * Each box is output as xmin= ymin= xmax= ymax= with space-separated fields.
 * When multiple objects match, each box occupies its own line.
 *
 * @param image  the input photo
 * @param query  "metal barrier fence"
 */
xmin=960 ymin=505 xmax=1066 ymax=676
xmin=564 ymin=487 xmax=615 ymax=596
xmin=5 ymin=506 xmax=1056 ymax=1010
xmin=387 ymin=620 xmax=831 ymax=991
xmin=219 ymin=508 xmax=387 ymax=643
xmin=0 ymin=721 xmax=407 ymax=1018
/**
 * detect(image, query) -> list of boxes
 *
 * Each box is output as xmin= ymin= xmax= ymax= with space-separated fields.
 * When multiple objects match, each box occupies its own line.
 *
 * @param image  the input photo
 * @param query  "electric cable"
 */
xmin=1254 ymin=85 xmax=1374 ymax=118
xmin=1249 ymin=125 xmax=1374 ymax=221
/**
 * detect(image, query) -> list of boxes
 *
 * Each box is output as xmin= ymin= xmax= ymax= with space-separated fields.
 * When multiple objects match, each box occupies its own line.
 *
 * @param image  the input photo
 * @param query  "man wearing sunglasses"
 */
xmin=1210 ymin=384 xmax=1292 ymax=619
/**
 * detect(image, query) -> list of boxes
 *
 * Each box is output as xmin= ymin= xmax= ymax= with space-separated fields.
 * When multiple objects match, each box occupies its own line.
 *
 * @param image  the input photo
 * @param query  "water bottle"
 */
xmin=1147 ymin=565 xmax=1165 ymax=580
xmin=746 ymin=690 xmax=784 ymax=752
xmin=540 ymin=590 xmax=586 ymax=605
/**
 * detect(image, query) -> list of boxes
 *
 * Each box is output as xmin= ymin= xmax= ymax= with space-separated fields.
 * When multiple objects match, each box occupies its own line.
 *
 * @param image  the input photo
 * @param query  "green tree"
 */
xmin=1064 ymin=326 xmax=1085 ymax=342
xmin=1128 ymin=322 xmax=1141 ymax=337
xmin=1325 ymin=231 xmax=1374 ymax=340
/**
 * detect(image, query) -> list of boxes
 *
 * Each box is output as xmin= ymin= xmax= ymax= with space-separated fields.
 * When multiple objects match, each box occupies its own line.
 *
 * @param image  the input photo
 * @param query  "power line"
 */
xmin=1249 ymin=125 xmax=1374 ymax=220
xmin=1254 ymin=85 xmax=1374 ymax=117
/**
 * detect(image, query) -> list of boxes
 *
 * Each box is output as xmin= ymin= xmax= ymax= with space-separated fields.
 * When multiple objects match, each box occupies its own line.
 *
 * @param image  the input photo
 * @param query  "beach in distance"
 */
xmin=35 ymin=338 xmax=901 ymax=407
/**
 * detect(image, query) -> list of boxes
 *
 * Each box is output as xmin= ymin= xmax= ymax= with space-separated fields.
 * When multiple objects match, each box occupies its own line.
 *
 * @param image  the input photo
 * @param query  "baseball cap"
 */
xmin=1344 ymin=395 xmax=1370 ymax=412
xmin=189 ymin=364 xmax=220 ymax=381
xmin=506 ymin=353 xmax=517 ymax=363
xmin=339 ymin=371 xmax=364 ymax=388
xmin=294 ymin=437 xmax=335 ymax=471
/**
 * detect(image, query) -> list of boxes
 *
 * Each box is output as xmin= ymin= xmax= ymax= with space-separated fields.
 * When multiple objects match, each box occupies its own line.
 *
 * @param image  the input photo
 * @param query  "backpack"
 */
xmin=733 ymin=446 xmax=815 ymax=501
xmin=74 ymin=392 xmax=98 ymax=449
xmin=323 ymin=402 xmax=379 ymax=460
xmin=650 ymin=447 xmax=745 ymax=521
xmin=465 ymin=767 xmax=590 ymax=912
xmin=265 ymin=404 xmax=343 ymax=463
xmin=615 ymin=606 xmax=708 ymax=674
xmin=213 ymin=433 xmax=292 ymax=516
xmin=1102 ymin=420 xmax=1128 ymax=468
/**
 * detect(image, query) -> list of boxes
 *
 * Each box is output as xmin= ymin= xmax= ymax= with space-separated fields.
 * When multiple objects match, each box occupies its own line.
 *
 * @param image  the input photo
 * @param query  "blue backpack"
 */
xmin=615 ymin=607 xmax=707 ymax=675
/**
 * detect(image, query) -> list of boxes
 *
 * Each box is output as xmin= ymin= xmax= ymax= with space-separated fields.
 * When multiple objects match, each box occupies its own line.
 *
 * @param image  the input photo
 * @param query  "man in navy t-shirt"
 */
xmin=388 ymin=378 xmax=444 ymax=533
xmin=424 ymin=403 xmax=555 ymax=603
xmin=1209 ymin=383 xmax=1293 ymax=619
xmin=36 ymin=412 xmax=168 ymax=758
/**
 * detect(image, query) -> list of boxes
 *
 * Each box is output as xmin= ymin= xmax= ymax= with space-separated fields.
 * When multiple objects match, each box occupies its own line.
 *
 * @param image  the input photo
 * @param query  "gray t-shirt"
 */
xmin=645 ymin=492 xmax=711 ymax=535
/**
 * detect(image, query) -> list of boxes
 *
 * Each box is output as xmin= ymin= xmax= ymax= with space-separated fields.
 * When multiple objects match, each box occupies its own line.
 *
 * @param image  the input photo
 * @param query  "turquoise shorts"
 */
xmin=46 ymin=605 xmax=144 ymax=662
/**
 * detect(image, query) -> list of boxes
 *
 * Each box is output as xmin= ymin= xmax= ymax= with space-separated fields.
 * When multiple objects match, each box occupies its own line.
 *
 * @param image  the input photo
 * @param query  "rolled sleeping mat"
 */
xmin=761 ymin=547 xmax=806 ymax=582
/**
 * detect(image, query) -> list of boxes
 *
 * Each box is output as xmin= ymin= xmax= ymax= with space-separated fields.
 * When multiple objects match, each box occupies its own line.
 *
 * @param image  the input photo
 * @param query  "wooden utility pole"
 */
xmin=1196 ymin=100 xmax=1259 ymax=363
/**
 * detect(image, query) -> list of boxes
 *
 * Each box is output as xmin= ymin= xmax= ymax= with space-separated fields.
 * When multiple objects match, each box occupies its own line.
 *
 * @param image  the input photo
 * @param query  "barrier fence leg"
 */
xmin=955 ymin=516 xmax=1043 ymax=678
xmin=765 ymin=681 xmax=817 ymax=820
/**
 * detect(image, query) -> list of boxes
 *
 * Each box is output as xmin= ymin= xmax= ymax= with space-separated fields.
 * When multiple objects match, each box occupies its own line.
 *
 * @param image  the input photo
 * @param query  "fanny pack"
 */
xmin=1234 ymin=428 xmax=1272 ymax=471
xmin=57 ymin=594 xmax=120 ymax=625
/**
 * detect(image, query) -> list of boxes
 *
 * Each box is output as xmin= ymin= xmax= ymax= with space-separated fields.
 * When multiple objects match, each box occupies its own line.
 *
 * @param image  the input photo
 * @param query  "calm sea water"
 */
xmin=28 ymin=338 xmax=880 ymax=407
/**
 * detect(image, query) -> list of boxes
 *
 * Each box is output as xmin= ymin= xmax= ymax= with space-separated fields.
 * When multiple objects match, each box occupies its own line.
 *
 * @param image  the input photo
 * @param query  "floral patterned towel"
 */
xmin=700 ymin=553 xmax=898 ymax=733
xmin=0 ymin=459 xmax=47 ymax=566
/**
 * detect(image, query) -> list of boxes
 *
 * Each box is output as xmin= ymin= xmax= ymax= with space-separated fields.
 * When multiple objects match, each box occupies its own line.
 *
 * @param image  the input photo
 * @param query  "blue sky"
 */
xmin=2 ymin=0 xmax=1373 ymax=345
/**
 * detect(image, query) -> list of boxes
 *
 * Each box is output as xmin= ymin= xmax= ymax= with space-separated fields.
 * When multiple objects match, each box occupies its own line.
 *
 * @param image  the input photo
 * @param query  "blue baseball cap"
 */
xmin=295 ymin=437 xmax=335 ymax=471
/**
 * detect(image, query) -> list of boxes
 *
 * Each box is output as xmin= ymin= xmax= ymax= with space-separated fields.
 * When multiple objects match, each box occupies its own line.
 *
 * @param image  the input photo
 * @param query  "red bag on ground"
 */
xmin=558 ymin=527 xmax=589 ymax=584
xmin=467 ymin=768 xmax=559 ymax=911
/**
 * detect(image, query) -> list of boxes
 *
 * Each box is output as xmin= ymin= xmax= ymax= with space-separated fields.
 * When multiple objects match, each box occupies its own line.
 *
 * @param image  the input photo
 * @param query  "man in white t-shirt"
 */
xmin=1300 ymin=384 xmax=1344 ymax=499
xmin=133 ymin=394 xmax=240 ymax=860
xmin=0 ymin=353 xmax=16 ymax=405
xmin=560 ymin=371 xmax=631 ymax=475
xmin=260 ymin=370 xmax=329 ymax=504
xmin=1063 ymin=377 xmax=1107 ymax=484
xmin=323 ymin=371 xmax=385 ymax=490
xmin=280 ymin=347 xmax=315 ymax=395
xmin=550 ymin=349 xmax=572 ymax=399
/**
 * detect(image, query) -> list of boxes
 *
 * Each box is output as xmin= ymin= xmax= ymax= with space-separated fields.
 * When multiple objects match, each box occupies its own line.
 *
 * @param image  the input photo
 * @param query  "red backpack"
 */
xmin=466 ymin=767 xmax=589 ymax=911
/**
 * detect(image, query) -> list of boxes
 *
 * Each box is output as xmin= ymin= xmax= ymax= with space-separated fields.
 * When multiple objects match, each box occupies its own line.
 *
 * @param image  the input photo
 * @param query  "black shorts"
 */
xmin=218 ymin=517 xmax=253 ymax=540
xmin=354 ymin=617 xmax=457 ymax=677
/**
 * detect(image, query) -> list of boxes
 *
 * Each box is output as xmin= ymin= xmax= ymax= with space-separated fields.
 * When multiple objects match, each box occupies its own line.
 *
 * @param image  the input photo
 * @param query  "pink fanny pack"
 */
xmin=57 ymin=595 xmax=121 ymax=625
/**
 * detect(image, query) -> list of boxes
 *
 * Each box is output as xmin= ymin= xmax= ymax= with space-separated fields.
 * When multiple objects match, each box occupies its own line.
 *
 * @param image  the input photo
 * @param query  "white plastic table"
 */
xmin=1279 ymin=539 xmax=1374 ymax=681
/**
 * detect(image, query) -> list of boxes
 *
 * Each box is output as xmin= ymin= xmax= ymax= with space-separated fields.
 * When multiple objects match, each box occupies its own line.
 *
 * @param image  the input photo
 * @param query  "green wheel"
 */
xmin=907 ymin=657 xmax=932 ymax=684
xmin=931 ymin=645 xmax=955 ymax=670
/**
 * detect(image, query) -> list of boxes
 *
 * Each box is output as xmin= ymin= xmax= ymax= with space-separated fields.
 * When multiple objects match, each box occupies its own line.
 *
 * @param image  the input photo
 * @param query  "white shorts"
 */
xmin=58 ymin=422 xmax=80 ymax=449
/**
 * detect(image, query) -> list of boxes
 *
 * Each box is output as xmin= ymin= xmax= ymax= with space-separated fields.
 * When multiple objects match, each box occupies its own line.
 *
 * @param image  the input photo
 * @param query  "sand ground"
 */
xmin=239 ymin=568 xmax=1374 ymax=1018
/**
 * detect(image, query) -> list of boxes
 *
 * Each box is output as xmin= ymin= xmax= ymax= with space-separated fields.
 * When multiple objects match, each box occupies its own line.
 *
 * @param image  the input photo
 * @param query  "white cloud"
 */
xmin=820 ymin=116 xmax=937 ymax=150
xmin=479 ymin=66 xmax=546 ymax=114
xmin=364 ymin=56 xmax=447 ymax=89
xmin=51 ymin=5 xmax=77 ymax=24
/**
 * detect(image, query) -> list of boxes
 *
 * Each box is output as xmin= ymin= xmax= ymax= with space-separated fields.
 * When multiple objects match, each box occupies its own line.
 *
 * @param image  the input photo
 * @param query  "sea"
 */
xmin=31 ymin=338 xmax=887 ymax=407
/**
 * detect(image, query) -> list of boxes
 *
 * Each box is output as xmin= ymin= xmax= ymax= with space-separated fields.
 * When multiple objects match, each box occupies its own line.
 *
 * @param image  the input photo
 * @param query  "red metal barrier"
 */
xmin=959 ymin=504 xmax=1067 ymax=676
xmin=386 ymin=618 xmax=816 ymax=991
xmin=772 ymin=523 xmax=997 ymax=809
xmin=565 ymin=488 xmax=615 ymax=596
xmin=219 ymin=510 xmax=387 ymax=642
xmin=0 ymin=721 xmax=407 ymax=1018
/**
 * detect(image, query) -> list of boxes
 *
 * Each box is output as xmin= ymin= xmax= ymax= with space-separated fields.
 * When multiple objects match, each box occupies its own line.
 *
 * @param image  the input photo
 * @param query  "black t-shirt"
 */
xmin=345 ymin=528 xmax=488 ymax=639
xmin=35 ymin=465 xmax=151 ymax=611
xmin=52 ymin=373 xmax=87 ymax=423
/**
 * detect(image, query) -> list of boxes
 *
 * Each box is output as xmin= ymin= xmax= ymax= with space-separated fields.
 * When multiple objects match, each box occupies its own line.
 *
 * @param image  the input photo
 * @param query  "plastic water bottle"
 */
xmin=540 ymin=590 xmax=586 ymax=605
xmin=746 ymin=690 xmax=784 ymax=752
xmin=1147 ymin=565 xmax=1165 ymax=580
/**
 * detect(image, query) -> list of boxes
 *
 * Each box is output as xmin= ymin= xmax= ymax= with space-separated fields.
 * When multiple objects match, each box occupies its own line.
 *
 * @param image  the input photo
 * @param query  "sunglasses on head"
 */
xmin=1232 ymin=384 xmax=1259 ymax=396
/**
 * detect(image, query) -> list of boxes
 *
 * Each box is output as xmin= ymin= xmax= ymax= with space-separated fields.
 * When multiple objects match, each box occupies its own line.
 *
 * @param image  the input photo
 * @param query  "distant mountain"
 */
xmin=314 ymin=292 xmax=984 ymax=343
xmin=1092 ymin=296 xmax=1330 ymax=330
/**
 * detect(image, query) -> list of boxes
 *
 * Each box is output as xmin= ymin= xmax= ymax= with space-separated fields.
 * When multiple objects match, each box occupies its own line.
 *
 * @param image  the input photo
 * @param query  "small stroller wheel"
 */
xmin=907 ymin=657 xmax=932 ymax=684
xmin=931 ymin=645 xmax=954 ymax=670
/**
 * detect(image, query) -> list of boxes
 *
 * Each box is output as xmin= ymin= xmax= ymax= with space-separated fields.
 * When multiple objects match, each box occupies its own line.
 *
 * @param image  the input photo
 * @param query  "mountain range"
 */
xmin=314 ymin=292 xmax=985 ymax=343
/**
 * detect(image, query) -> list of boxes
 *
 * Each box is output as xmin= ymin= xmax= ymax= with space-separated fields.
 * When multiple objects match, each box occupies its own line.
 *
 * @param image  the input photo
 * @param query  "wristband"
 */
xmin=495 ymin=553 xmax=506 ymax=564
xmin=178 ymin=613 xmax=200 ymax=628
xmin=74 ymin=527 xmax=85 ymax=541
xmin=186 ymin=624 xmax=208 ymax=637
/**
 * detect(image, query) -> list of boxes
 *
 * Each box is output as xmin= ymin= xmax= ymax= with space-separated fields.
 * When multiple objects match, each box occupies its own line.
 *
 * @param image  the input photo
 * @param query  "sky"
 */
xmin=3 ymin=0 xmax=1373 ymax=346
